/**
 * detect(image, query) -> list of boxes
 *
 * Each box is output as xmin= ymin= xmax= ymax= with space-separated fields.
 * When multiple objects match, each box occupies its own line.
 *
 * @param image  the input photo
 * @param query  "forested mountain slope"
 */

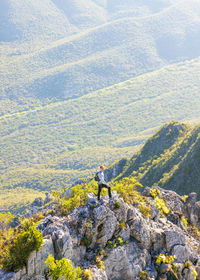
xmin=117 ymin=121 xmax=200 ymax=198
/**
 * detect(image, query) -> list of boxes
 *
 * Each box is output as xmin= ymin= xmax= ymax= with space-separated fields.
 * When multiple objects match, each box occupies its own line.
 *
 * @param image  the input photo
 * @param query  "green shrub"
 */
xmin=0 ymin=212 xmax=14 ymax=231
xmin=181 ymin=216 xmax=188 ymax=229
xmin=138 ymin=203 xmax=151 ymax=218
xmin=45 ymin=254 xmax=82 ymax=280
xmin=154 ymin=197 xmax=170 ymax=215
xmin=107 ymin=240 xmax=114 ymax=249
xmin=82 ymin=268 xmax=93 ymax=280
xmin=184 ymin=261 xmax=192 ymax=268
xmin=80 ymin=236 xmax=89 ymax=247
xmin=3 ymin=226 xmax=43 ymax=271
xmin=112 ymin=177 xmax=143 ymax=204
xmin=172 ymin=263 xmax=178 ymax=275
xmin=98 ymin=249 xmax=106 ymax=257
xmin=156 ymin=253 xmax=176 ymax=264
xmin=116 ymin=237 xmax=123 ymax=246
xmin=114 ymin=201 xmax=121 ymax=209
xmin=52 ymin=181 xmax=97 ymax=215
xmin=95 ymin=256 xmax=105 ymax=270
xmin=106 ymin=240 xmax=116 ymax=249
xmin=119 ymin=221 xmax=126 ymax=230
xmin=192 ymin=268 xmax=198 ymax=280
xmin=139 ymin=270 xmax=150 ymax=279
xmin=150 ymin=188 xmax=160 ymax=198
xmin=181 ymin=195 xmax=188 ymax=203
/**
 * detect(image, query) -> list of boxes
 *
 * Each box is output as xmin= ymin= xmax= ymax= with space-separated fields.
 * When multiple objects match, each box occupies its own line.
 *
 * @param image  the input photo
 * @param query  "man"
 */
xmin=97 ymin=165 xmax=112 ymax=201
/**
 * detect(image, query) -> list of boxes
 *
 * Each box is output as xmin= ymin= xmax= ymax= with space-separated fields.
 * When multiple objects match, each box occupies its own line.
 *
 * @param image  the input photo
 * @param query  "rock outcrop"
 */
xmin=1 ymin=187 xmax=200 ymax=280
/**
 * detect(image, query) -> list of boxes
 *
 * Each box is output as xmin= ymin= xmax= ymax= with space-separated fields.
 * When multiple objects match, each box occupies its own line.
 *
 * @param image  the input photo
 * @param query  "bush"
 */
xmin=52 ymin=181 xmax=97 ymax=215
xmin=181 ymin=195 xmax=188 ymax=203
xmin=95 ymin=256 xmax=105 ymax=270
xmin=116 ymin=237 xmax=123 ymax=246
xmin=149 ymin=188 xmax=160 ymax=198
xmin=3 ymin=226 xmax=43 ymax=271
xmin=156 ymin=253 xmax=176 ymax=264
xmin=112 ymin=177 xmax=143 ymax=204
xmin=119 ymin=221 xmax=126 ymax=230
xmin=80 ymin=236 xmax=89 ymax=247
xmin=181 ymin=216 xmax=188 ymax=229
xmin=82 ymin=268 xmax=93 ymax=280
xmin=106 ymin=240 xmax=117 ymax=249
xmin=0 ymin=212 xmax=14 ymax=231
xmin=45 ymin=254 xmax=82 ymax=280
xmin=114 ymin=201 xmax=121 ymax=209
xmin=154 ymin=197 xmax=170 ymax=215
xmin=139 ymin=270 xmax=150 ymax=280
xmin=138 ymin=203 xmax=151 ymax=218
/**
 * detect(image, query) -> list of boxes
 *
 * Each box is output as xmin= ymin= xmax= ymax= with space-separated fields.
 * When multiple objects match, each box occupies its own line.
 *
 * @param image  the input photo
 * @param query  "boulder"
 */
xmin=90 ymin=267 xmax=108 ymax=280
xmin=165 ymin=230 xmax=186 ymax=251
xmin=172 ymin=245 xmax=192 ymax=263
xmin=129 ymin=215 xmax=151 ymax=249
xmin=93 ymin=205 xmax=118 ymax=248
xmin=150 ymin=227 xmax=165 ymax=251
xmin=104 ymin=241 xmax=150 ymax=280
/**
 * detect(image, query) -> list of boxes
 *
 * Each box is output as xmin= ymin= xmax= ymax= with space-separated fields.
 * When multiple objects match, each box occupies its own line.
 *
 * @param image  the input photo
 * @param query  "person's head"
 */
xmin=100 ymin=165 xmax=104 ymax=172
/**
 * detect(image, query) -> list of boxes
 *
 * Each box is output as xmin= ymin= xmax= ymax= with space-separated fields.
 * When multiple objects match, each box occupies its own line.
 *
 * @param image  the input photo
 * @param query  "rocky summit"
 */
xmin=1 ymin=186 xmax=200 ymax=280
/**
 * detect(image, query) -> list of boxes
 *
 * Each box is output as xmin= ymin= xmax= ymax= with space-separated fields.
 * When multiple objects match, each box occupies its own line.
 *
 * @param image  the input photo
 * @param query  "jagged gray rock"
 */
xmin=2 ymin=188 xmax=200 ymax=280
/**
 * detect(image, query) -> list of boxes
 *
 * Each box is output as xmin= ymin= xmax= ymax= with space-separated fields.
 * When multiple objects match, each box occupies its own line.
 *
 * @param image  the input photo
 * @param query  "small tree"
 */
xmin=45 ymin=254 xmax=82 ymax=280
xmin=3 ymin=226 xmax=43 ymax=271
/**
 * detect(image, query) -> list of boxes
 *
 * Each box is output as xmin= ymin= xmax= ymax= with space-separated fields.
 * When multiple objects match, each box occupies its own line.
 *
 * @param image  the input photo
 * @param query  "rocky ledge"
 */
xmin=1 ymin=187 xmax=200 ymax=280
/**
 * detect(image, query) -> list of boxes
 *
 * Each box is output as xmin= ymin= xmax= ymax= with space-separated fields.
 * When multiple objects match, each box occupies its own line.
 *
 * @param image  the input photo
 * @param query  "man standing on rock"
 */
xmin=97 ymin=165 xmax=112 ymax=201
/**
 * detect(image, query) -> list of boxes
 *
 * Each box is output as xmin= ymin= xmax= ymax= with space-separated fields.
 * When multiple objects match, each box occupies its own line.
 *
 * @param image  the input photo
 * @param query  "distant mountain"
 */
xmin=1 ymin=56 xmax=200 ymax=213
xmin=1 ymin=0 xmax=200 ymax=213
xmin=1 ymin=0 xmax=200 ymax=103
xmin=117 ymin=121 xmax=200 ymax=198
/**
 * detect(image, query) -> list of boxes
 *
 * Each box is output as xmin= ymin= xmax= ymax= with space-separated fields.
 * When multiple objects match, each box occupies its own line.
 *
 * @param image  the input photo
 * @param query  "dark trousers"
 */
xmin=97 ymin=184 xmax=112 ymax=200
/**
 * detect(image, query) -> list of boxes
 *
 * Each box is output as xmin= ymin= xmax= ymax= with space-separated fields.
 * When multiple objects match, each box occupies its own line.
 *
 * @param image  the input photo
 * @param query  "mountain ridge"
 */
xmin=117 ymin=121 xmax=200 ymax=198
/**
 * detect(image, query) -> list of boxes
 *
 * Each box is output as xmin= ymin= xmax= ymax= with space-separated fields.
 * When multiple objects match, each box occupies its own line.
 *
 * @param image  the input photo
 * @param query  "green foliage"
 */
xmin=98 ymin=249 xmax=106 ymax=257
xmin=192 ymin=268 xmax=198 ymax=280
xmin=1 ymin=51 xmax=200 ymax=213
xmin=171 ymin=263 xmax=178 ymax=275
xmin=138 ymin=203 xmax=151 ymax=218
xmin=139 ymin=270 xmax=150 ymax=280
xmin=118 ymin=121 xmax=200 ymax=200
xmin=82 ymin=268 xmax=93 ymax=280
xmin=181 ymin=216 xmax=188 ymax=229
xmin=119 ymin=221 xmax=126 ymax=230
xmin=184 ymin=261 xmax=192 ymax=268
xmin=95 ymin=256 xmax=105 ymax=271
xmin=84 ymin=219 xmax=93 ymax=230
xmin=107 ymin=240 xmax=114 ymax=249
xmin=0 ymin=212 xmax=14 ymax=231
xmin=181 ymin=195 xmax=188 ymax=203
xmin=112 ymin=177 xmax=143 ymax=204
xmin=116 ymin=237 xmax=124 ymax=246
xmin=53 ymin=177 xmax=143 ymax=216
xmin=45 ymin=254 xmax=82 ymax=280
xmin=150 ymin=188 xmax=160 ymax=198
xmin=52 ymin=181 xmax=97 ymax=215
xmin=154 ymin=197 xmax=170 ymax=216
xmin=114 ymin=201 xmax=121 ymax=209
xmin=80 ymin=236 xmax=89 ymax=247
xmin=106 ymin=240 xmax=116 ymax=249
xmin=156 ymin=254 xmax=176 ymax=264
xmin=2 ymin=225 xmax=43 ymax=271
